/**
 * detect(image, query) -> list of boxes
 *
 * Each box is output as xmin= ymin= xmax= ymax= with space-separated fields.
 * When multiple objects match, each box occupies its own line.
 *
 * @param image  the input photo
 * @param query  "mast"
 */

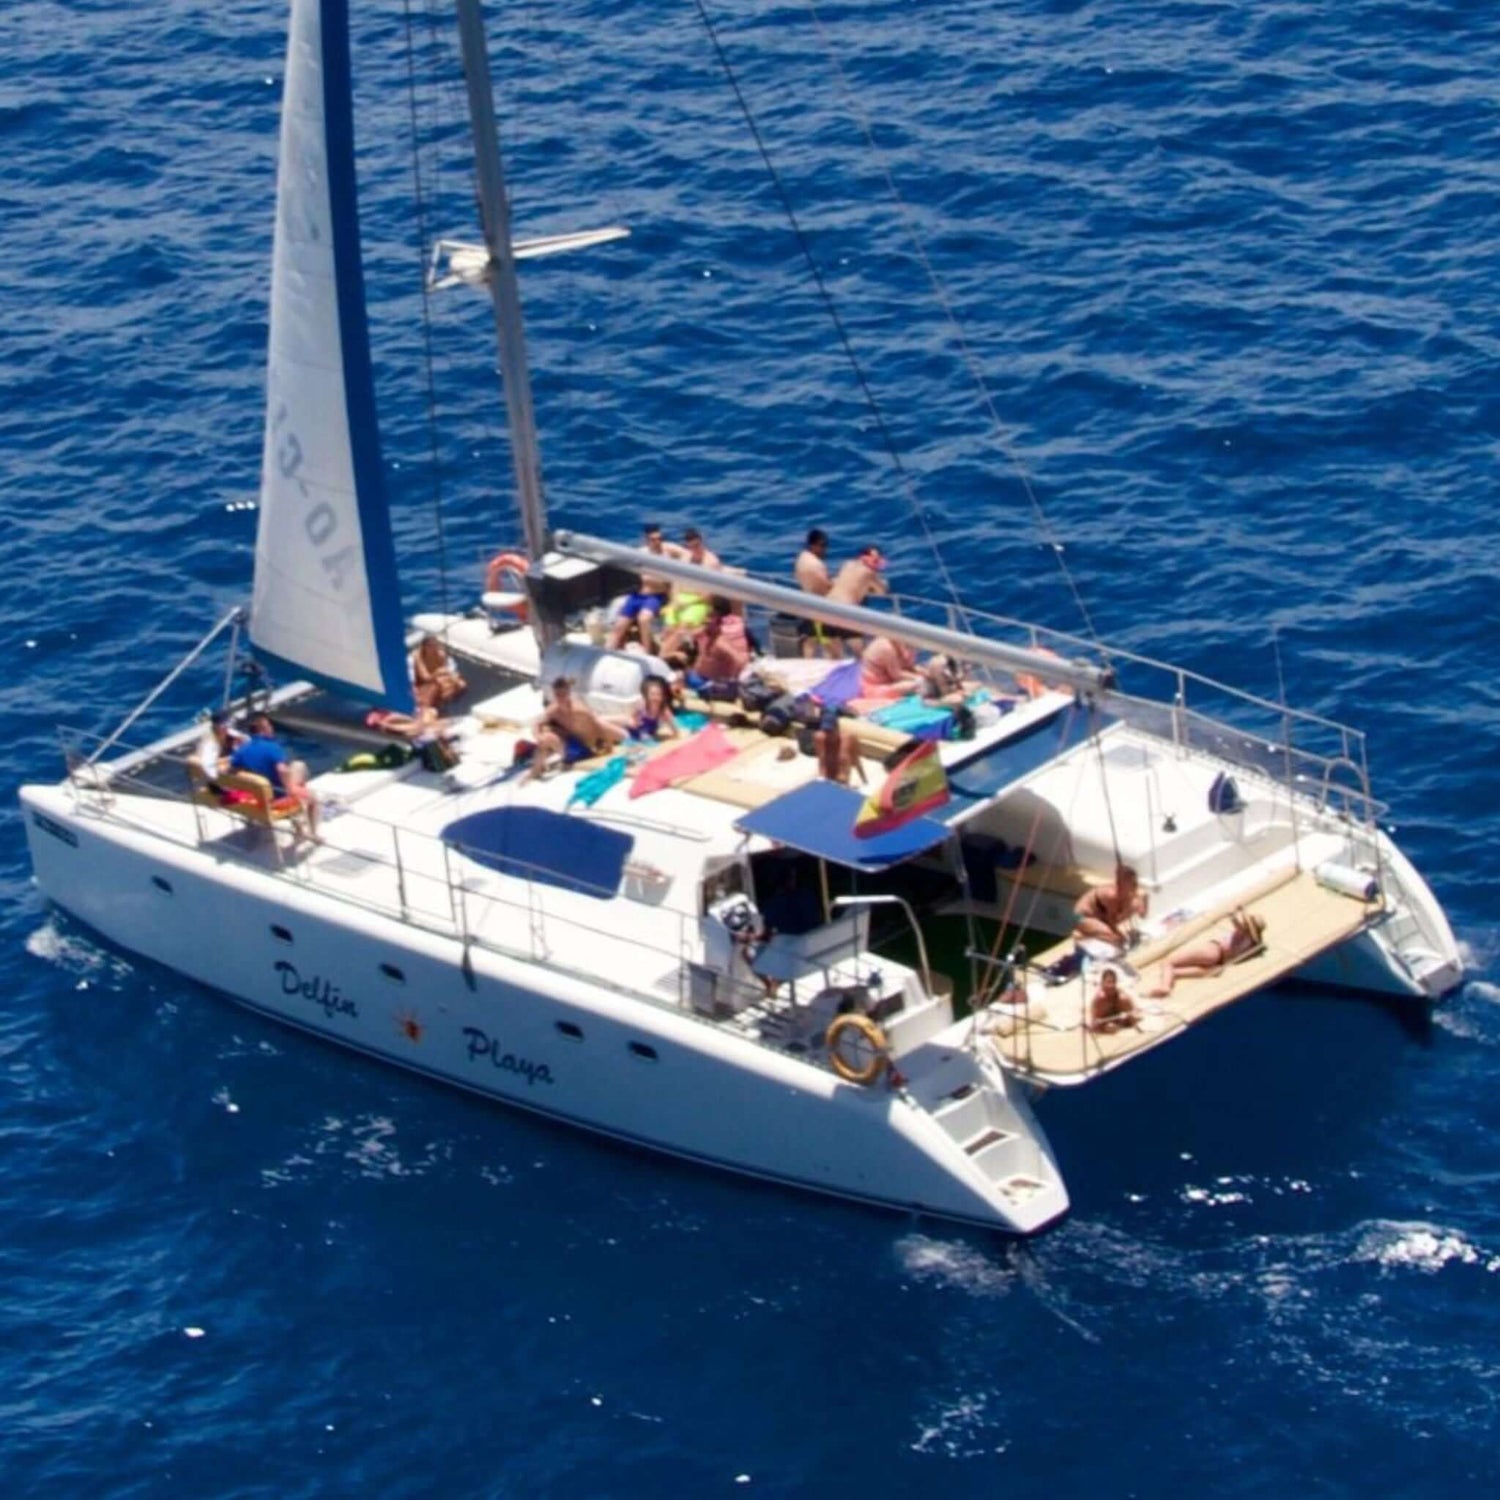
xmin=452 ymin=1 xmax=552 ymax=589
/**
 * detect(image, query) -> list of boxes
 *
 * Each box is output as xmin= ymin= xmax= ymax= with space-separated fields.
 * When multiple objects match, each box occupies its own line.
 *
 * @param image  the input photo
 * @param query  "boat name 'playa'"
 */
xmin=462 ymin=1027 xmax=554 ymax=1087
xmin=275 ymin=960 xmax=359 ymax=1021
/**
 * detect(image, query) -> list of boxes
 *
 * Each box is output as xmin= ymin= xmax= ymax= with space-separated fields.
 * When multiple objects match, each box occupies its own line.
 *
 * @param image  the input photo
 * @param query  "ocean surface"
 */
xmin=2 ymin=0 xmax=1497 ymax=1492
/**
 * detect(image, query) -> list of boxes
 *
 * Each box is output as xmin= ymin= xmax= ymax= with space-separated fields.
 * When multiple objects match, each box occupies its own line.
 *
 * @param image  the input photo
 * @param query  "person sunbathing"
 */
xmin=412 ymin=634 xmax=467 ymax=708
xmin=525 ymin=677 xmax=622 ymax=781
xmin=859 ymin=635 xmax=924 ymax=700
xmin=1145 ymin=909 xmax=1267 ymax=996
xmin=612 ymin=675 xmax=680 ymax=742
xmin=1089 ymin=966 xmax=1138 ymax=1033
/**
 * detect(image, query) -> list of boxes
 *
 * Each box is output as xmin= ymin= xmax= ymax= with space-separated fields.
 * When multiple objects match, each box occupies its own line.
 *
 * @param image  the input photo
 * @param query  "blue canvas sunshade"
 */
xmin=443 ymin=807 xmax=633 ymax=898
xmin=735 ymin=780 xmax=951 ymax=872
xmin=941 ymin=702 xmax=1105 ymax=822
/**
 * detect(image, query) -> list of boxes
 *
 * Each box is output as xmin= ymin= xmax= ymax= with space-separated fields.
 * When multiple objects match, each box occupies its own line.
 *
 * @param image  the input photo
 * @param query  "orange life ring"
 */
xmin=483 ymin=551 xmax=530 ymax=621
xmin=826 ymin=1013 xmax=890 ymax=1086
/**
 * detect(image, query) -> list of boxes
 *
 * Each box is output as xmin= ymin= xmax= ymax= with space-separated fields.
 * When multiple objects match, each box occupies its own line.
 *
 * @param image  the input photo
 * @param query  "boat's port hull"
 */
xmin=21 ymin=785 xmax=1067 ymax=1235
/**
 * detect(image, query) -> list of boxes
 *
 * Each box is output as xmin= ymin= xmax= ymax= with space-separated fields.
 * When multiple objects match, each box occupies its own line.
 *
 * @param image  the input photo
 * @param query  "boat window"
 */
xmin=151 ymin=875 xmax=174 ymax=895
xmin=379 ymin=963 xmax=405 ymax=983
xmin=556 ymin=1021 xmax=584 ymax=1042
xmin=628 ymin=1041 xmax=659 ymax=1062
xmin=270 ymin=924 xmax=294 ymax=944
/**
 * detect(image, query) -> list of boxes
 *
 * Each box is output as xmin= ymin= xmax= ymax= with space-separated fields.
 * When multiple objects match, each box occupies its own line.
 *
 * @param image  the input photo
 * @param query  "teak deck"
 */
xmin=989 ymin=869 xmax=1379 ymax=1084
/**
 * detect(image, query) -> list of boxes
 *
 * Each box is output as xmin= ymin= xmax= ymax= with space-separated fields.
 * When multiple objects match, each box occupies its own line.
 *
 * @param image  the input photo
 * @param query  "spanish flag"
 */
xmin=854 ymin=740 xmax=950 ymax=838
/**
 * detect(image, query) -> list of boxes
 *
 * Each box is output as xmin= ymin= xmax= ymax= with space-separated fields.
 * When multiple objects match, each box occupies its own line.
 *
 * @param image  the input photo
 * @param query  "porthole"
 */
xmin=555 ymin=1021 xmax=584 ymax=1041
xmin=380 ymin=963 xmax=406 ymax=983
xmin=151 ymin=875 xmax=174 ymax=895
xmin=270 ymin=924 xmax=293 ymax=944
xmin=628 ymin=1041 xmax=658 ymax=1062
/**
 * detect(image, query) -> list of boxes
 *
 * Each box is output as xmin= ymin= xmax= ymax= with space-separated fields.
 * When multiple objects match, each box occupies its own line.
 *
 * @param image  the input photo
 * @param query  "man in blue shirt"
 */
xmin=230 ymin=712 xmax=319 ymax=839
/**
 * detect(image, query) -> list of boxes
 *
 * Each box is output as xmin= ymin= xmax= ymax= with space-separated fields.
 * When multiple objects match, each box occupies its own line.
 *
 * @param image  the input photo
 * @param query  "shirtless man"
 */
xmin=828 ymin=544 xmax=888 ymax=606
xmin=824 ymin=544 xmax=889 ymax=654
xmin=680 ymin=526 xmax=722 ymax=571
xmin=1089 ymin=967 xmax=1139 ymax=1033
xmin=659 ymin=525 xmax=725 ymax=636
xmin=794 ymin=528 xmax=833 ymax=657
xmin=609 ymin=522 xmax=676 ymax=652
xmin=526 ymin=677 xmax=622 ymax=781
xmin=1073 ymin=864 xmax=1148 ymax=947
xmin=794 ymin=528 xmax=831 ymax=595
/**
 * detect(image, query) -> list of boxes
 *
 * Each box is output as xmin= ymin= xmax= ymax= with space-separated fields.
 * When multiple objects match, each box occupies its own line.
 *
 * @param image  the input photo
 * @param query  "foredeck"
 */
xmin=986 ymin=869 xmax=1380 ymax=1085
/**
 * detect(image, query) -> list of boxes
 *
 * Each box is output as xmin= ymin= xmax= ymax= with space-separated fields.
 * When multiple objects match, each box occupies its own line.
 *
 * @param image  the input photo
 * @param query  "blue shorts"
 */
xmin=619 ymin=591 xmax=668 ymax=620
xmin=562 ymin=735 xmax=594 ymax=763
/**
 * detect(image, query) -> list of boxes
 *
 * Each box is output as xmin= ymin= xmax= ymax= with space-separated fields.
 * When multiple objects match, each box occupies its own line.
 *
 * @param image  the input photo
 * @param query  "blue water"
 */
xmin=3 ymin=0 xmax=1497 ymax=1492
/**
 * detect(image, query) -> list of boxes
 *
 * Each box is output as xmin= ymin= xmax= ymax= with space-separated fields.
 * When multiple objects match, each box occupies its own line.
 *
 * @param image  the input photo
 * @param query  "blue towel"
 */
xmin=869 ymin=695 xmax=954 ymax=740
xmin=567 ymin=754 xmax=628 ymax=808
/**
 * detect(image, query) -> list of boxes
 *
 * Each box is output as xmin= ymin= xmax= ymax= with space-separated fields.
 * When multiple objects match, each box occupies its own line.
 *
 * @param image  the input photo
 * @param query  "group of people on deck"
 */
xmin=1075 ymin=863 xmax=1270 ymax=1034
xmin=194 ymin=517 xmax=993 ymax=827
xmin=603 ymin=520 xmax=977 ymax=710
xmin=193 ymin=632 xmax=475 ymax=843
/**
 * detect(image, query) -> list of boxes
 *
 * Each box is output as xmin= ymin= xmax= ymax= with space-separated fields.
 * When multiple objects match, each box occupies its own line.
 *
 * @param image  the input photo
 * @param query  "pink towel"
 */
xmin=629 ymin=723 xmax=739 ymax=798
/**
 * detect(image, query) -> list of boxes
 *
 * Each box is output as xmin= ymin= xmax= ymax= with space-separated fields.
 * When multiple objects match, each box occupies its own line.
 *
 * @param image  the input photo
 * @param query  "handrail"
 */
xmin=862 ymin=583 xmax=1368 ymax=747
xmin=89 ymin=606 xmax=246 ymax=766
xmin=55 ymin=731 xmax=718 ymax=1022
xmin=708 ymin=559 xmax=1367 ymax=752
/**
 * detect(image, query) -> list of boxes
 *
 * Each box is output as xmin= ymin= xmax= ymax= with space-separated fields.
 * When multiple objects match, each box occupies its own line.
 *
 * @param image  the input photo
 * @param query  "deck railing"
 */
xmin=734 ymin=574 xmax=1382 ymax=829
xmin=52 ymin=730 xmax=863 ymax=1046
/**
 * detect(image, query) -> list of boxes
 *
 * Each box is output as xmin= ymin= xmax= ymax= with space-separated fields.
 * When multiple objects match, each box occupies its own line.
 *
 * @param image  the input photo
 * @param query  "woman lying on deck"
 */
xmin=1144 ymin=909 xmax=1267 ymax=997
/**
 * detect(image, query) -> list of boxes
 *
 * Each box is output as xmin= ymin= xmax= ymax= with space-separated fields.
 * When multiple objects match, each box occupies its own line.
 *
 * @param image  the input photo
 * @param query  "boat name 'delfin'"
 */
xmin=274 ymin=960 xmax=359 ymax=1021
xmin=462 ymin=1027 xmax=554 ymax=1087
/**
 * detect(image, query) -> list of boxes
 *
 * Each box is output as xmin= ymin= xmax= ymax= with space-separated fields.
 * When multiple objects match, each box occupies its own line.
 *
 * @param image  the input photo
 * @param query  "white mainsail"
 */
xmin=250 ymin=0 xmax=412 ymax=710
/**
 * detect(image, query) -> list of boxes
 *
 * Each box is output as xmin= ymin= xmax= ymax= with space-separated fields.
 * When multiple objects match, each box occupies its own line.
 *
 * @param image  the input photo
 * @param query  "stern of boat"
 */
xmin=1295 ymin=827 xmax=1463 ymax=1000
xmin=899 ymin=1039 xmax=1069 ymax=1235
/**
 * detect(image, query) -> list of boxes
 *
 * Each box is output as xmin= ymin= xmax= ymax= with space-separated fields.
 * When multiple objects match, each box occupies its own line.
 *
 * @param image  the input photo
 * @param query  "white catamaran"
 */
xmin=21 ymin=0 xmax=1462 ymax=1234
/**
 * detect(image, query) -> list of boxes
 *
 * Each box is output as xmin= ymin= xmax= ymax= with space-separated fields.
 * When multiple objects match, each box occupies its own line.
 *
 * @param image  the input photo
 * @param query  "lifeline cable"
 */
xmin=693 ymin=0 xmax=967 ymax=621
xmin=798 ymin=0 xmax=1108 ymax=656
xmin=403 ymin=0 xmax=452 ymax=618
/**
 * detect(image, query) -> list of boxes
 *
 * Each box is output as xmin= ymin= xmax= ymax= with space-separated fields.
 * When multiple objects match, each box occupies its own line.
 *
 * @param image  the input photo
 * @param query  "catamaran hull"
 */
xmin=21 ymin=787 xmax=1067 ymax=1235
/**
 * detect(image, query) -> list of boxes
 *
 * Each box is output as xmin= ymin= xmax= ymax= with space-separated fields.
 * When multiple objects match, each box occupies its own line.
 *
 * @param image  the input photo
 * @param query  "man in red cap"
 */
xmin=822 ymin=544 xmax=889 ymax=655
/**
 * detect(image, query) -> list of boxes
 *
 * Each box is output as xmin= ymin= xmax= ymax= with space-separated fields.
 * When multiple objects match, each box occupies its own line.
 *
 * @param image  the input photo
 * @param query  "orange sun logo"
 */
xmin=397 ymin=1010 xmax=424 ymax=1044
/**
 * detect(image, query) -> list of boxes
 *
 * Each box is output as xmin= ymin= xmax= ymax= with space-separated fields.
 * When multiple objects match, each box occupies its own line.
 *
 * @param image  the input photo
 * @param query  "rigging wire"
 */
xmin=797 ymin=0 xmax=1107 ymax=657
xmin=1088 ymin=697 xmax=1125 ymax=871
xmin=692 ymin=0 xmax=967 ymax=619
xmin=402 ymin=0 xmax=452 ymax=618
xmin=1271 ymin=624 xmax=1303 ymax=865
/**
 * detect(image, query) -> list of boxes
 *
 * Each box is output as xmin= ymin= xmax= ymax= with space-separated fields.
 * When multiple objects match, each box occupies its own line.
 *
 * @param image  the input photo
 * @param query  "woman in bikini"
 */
xmin=1146 ymin=909 xmax=1267 ymax=997
xmin=412 ymin=634 xmax=467 ymax=709
xmin=615 ymin=675 xmax=680 ymax=742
